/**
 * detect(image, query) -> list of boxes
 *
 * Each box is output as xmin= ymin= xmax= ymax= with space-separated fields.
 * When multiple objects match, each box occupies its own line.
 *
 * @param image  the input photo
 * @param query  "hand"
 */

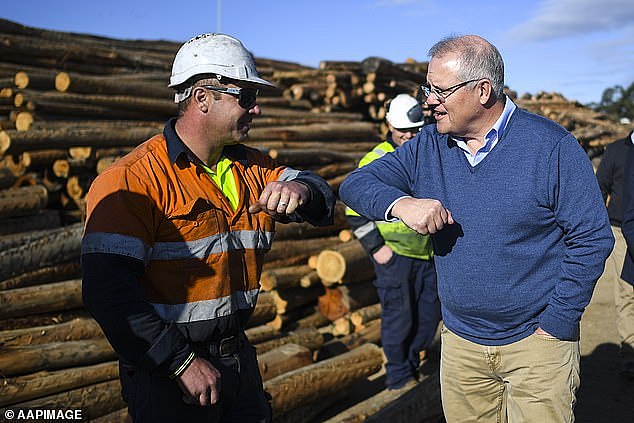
xmin=177 ymin=357 xmax=222 ymax=406
xmin=391 ymin=197 xmax=454 ymax=235
xmin=249 ymin=181 xmax=310 ymax=216
xmin=372 ymin=245 xmax=394 ymax=264
xmin=534 ymin=327 xmax=557 ymax=339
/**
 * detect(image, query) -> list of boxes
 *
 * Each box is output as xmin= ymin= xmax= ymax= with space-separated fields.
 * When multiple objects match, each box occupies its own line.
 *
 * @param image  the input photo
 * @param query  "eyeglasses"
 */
xmin=201 ymin=85 xmax=259 ymax=109
xmin=421 ymin=78 xmax=482 ymax=104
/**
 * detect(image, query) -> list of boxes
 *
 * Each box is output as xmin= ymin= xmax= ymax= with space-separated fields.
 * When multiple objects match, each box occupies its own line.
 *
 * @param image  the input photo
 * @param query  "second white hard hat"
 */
xmin=169 ymin=33 xmax=275 ymax=97
xmin=385 ymin=94 xmax=425 ymax=129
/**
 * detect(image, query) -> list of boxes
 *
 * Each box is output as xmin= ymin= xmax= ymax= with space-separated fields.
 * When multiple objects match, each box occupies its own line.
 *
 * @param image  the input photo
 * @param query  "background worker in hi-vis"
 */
xmin=345 ymin=93 xmax=441 ymax=390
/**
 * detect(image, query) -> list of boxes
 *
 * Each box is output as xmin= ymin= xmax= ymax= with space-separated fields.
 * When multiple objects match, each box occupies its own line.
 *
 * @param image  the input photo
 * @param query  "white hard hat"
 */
xmin=385 ymin=94 xmax=425 ymax=129
xmin=169 ymin=33 xmax=275 ymax=99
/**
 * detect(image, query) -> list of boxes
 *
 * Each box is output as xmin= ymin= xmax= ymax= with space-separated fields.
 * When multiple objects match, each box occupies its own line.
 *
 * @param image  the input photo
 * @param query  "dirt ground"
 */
xmin=576 ymin=273 xmax=634 ymax=422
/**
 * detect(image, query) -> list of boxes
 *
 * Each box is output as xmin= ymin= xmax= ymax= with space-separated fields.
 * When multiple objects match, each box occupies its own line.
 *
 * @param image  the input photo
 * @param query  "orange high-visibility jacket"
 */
xmin=81 ymin=120 xmax=333 ymax=374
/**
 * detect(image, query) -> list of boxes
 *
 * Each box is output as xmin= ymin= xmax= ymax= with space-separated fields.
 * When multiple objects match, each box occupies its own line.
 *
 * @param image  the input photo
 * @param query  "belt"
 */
xmin=194 ymin=335 xmax=242 ymax=358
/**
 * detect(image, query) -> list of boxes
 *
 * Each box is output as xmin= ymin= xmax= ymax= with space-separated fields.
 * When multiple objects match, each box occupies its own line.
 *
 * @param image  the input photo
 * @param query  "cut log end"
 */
xmin=315 ymin=250 xmax=346 ymax=283
xmin=55 ymin=72 xmax=71 ymax=92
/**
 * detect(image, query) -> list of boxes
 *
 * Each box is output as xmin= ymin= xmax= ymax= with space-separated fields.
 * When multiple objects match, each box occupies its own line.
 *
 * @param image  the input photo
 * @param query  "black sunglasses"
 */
xmin=201 ymin=85 xmax=259 ymax=109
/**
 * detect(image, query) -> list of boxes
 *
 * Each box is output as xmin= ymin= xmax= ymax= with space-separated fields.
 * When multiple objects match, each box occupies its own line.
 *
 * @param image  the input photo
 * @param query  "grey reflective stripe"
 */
xmin=152 ymin=288 xmax=260 ymax=323
xmin=373 ymin=148 xmax=388 ymax=158
xmin=278 ymin=167 xmax=300 ymax=181
xmin=82 ymin=230 xmax=273 ymax=263
xmin=82 ymin=232 xmax=152 ymax=264
xmin=352 ymin=221 xmax=378 ymax=239
xmin=151 ymin=230 xmax=274 ymax=260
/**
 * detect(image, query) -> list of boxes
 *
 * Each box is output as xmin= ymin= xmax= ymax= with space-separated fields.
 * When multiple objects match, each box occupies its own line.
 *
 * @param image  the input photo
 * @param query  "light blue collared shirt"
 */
xmin=453 ymin=97 xmax=517 ymax=166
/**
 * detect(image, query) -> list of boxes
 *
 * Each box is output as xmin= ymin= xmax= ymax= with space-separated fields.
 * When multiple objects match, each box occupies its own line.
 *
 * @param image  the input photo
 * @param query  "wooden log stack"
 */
xmin=2 ymin=17 xmax=630 ymax=423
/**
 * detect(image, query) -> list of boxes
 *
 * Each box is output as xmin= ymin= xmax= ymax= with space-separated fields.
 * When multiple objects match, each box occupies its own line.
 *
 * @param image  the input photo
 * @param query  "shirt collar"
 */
xmin=485 ymin=96 xmax=516 ymax=144
xmin=451 ymin=96 xmax=516 ymax=151
xmin=164 ymin=117 xmax=191 ymax=164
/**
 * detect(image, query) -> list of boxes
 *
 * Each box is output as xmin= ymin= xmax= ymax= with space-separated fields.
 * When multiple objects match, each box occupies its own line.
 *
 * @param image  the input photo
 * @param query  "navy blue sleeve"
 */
xmin=539 ymin=134 xmax=615 ymax=339
xmin=81 ymin=253 xmax=193 ymax=375
xmin=292 ymin=170 xmax=336 ymax=226
xmin=340 ymin=132 xmax=423 ymax=221
xmin=620 ymin=148 xmax=634 ymax=285
xmin=595 ymin=146 xmax=615 ymax=202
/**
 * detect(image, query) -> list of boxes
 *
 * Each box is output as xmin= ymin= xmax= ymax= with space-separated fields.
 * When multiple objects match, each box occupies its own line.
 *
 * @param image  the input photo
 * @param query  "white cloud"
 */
xmin=508 ymin=0 xmax=634 ymax=41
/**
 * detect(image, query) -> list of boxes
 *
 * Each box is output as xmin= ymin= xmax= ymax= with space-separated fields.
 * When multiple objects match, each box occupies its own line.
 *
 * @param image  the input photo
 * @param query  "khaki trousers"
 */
xmin=440 ymin=326 xmax=580 ymax=423
xmin=600 ymin=226 xmax=634 ymax=365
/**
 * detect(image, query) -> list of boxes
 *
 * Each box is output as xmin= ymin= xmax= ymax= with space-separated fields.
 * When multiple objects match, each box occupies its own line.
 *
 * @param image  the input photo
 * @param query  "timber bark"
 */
xmin=0 ymin=317 xmax=103 ymax=347
xmin=0 ymin=338 xmax=116 ymax=377
xmin=315 ymin=239 xmax=375 ymax=285
xmin=0 ymin=361 xmax=118 ymax=407
xmin=0 ymin=184 xmax=47 ymax=218
xmin=0 ymin=379 xmax=126 ymax=420
xmin=318 ymin=282 xmax=379 ymax=321
xmin=257 ymin=343 xmax=313 ymax=382
xmin=264 ymin=343 xmax=384 ymax=417
xmin=0 ymin=223 xmax=82 ymax=281
xmin=255 ymin=327 xmax=324 ymax=355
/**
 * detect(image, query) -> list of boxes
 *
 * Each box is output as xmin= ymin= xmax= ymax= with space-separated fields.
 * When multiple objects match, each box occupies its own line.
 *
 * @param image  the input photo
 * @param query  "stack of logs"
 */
xmin=1 ymin=17 xmax=631 ymax=422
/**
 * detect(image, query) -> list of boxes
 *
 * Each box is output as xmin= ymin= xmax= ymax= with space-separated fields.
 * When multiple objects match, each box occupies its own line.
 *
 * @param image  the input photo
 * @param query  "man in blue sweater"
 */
xmin=339 ymin=35 xmax=614 ymax=422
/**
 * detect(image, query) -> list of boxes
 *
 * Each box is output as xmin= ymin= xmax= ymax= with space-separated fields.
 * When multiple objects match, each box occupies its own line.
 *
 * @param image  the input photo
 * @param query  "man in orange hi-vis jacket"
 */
xmin=81 ymin=33 xmax=335 ymax=423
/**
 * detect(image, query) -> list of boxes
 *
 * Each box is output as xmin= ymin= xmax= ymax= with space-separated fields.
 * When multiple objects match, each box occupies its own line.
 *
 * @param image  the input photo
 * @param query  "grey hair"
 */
xmin=428 ymin=35 xmax=505 ymax=99
xmin=176 ymin=75 xmax=223 ymax=116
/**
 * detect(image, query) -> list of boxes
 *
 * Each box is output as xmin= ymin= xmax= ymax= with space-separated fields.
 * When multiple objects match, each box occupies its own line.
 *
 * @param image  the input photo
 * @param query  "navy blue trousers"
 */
xmin=372 ymin=253 xmax=441 ymax=389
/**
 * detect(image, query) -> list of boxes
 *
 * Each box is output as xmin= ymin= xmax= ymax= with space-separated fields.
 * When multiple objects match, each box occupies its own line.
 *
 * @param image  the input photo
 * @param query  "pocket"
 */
xmin=373 ymin=273 xmax=402 ymax=310
xmin=168 ymin=198 xmax=221 ymax=237
xmin=162 ymin=198 xmax=223 ymax=264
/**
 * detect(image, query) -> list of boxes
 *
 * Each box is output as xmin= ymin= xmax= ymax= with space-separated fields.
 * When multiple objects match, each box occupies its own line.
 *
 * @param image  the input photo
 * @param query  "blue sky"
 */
xmin=3 ymin=0 xmax=634 ymax=105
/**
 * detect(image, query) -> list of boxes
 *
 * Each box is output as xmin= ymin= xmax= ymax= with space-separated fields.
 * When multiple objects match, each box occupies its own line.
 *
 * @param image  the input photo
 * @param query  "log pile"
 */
xmin=2 ymin=17 xmax=629 ymax=422
xmin=515 ymin=91 xmax=633 ymax=152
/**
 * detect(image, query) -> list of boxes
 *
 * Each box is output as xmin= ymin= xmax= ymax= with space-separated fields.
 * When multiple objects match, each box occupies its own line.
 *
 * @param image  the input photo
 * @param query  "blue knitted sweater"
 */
xmin=340 ymin=108 xmax=614 ymax=345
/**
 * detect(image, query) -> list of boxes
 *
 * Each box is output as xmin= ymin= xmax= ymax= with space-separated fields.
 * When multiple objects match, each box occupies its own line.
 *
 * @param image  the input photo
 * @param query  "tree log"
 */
xmin=13 ymin=70 xmax=57 ymax=90
xmin=269 ymin=148 xmax=361 ymax=167
xmin=0 ymin=360 xmax=118 ymax=407
xmin=316 ymin=239 xmax=374 ymax=286
xmin=318 ymin=282 xmax=378 ymax=321
xmin=0 ymin=338 xmax=117 ymax=377
xmin=260 ymin=264 xmax=314 ymax=291
xmin=0 ymin=125 xmax=159 ymax=155
xmin=248 ymin=121 xmax=379 ymax=142
xmin=299 ymin=270 xmax=321 ymax=288
xmin=55 ymin=71 xmax=173 ymax=99
xmin=270 ymin=285 xmax=324 ymax=315
xmin=0 ymin=184 xmax=47 ymax=218
xmin=264 ymin=343 xmax=383 ymax=417
xmin=0 ymin=317 xmax=103 ymax=347
xmin=364 ymin=371 xmax=442 ymax=423
xmin=265 ymin=236 xmax=341 ymax=264
xmin=350 ymin=303 xmax=382 ymax=330
xmin=247 ymin=291 xmax=277 ymax=327
xmin=0 ymin=259 xmax=79 ymax=291
xmin=245 ymin=323 xmax=280 ymax=345
xmin=316 ymin=318 xmax=382 ymax=361
xmin=258 ymin=343 xmax=313 ymax=382
xmin=0 ymin=209 xmax=61 ymax=236
xmin=273 ymin=202 xmax=347 ymax=241
xmin=255 ymin=327 xmax=324 ymax=355
xmin=0 ymin=223 xmax=82 ymax=281
xmin=0 ymin=379 xmax=126 ymax=421
xmin=323 ymin=370 xmax=441 ymax=423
